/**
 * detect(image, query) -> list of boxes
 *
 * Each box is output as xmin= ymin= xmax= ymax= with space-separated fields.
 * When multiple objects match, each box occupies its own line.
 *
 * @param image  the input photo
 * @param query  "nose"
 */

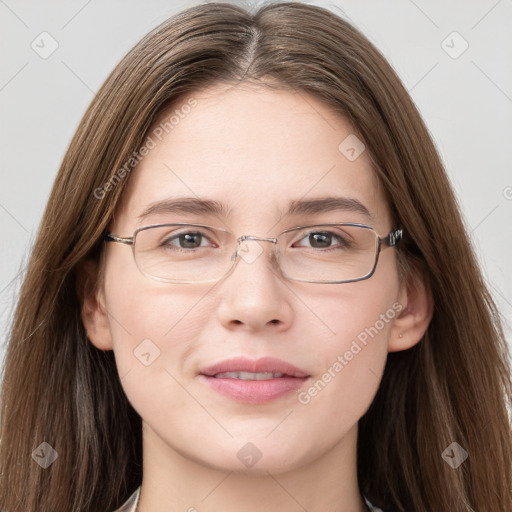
xmin=216 ymin=238 xmax=294 ymax=332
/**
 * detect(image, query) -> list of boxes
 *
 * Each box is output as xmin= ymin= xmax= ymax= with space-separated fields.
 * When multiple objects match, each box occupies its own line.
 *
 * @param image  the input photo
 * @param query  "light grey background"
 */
xmin=1 ymin=0 xmax=511 ymax=367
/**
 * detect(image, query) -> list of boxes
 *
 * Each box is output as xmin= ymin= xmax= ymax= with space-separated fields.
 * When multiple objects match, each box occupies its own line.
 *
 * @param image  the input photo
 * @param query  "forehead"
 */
xmin=117 ymin=82 xmax=391 ymax=231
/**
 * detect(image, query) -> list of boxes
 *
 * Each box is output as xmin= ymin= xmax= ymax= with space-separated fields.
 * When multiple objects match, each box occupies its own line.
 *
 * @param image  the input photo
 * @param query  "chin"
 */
xmin=191 ymin=442 xmax=311 ymax=476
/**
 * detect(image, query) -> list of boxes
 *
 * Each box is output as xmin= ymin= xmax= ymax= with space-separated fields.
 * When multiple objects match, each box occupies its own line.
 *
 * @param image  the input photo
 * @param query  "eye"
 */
xmin=293 ymin=231 xmax=350 ymax=250
xmin=162 ymin=231 xmax=216 ymax=250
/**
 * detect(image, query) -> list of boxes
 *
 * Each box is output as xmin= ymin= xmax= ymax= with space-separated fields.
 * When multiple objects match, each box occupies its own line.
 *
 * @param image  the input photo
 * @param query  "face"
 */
xmin=96 ymin=82 xmax=403 ymax=474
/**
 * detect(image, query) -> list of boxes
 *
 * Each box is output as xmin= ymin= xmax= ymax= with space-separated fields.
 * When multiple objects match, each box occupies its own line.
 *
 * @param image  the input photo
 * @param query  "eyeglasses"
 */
xmin=104 ymin=223 xmax=403 ymax=284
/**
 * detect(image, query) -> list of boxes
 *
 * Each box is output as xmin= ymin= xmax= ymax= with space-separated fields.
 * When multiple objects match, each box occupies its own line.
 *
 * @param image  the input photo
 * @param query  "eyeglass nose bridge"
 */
xmin=237 ymin=235 xmax=278 ymax=244
xmin=231 ymin=234 xmax=279 ymax=263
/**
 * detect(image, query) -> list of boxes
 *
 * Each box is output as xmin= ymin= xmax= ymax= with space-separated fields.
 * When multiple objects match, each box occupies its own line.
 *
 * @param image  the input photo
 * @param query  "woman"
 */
xmin=1 ymin=2 xmax=510 ymax=511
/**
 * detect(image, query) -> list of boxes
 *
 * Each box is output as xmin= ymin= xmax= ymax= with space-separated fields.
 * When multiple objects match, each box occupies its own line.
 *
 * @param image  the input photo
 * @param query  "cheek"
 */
xmin=312 ymin=252 xmax=398 ymax=339
xmin=297 ymin=259 xmax=399 ymax=410
xmin=101 ymin=254 xmax=214 ymax=401
xmin=103 ymin=244 xmax=213 ymax=337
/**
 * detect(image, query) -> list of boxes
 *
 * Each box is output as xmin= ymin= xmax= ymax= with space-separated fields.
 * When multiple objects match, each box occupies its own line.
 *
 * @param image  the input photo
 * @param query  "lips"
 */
xmin=199 ymin=357 xmax=310 ymax=379
xmin=198 ymin=357 xmax=310 ymax=404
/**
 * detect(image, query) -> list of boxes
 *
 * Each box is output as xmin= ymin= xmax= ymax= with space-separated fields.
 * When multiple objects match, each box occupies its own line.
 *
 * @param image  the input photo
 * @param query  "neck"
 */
xmin=137 ymin=421 xmax=368 ymax=512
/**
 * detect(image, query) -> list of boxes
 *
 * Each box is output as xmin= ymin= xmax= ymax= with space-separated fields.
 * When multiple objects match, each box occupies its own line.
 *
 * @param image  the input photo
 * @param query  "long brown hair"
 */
xmin=1 ymin=2 xmax=510 ymax=510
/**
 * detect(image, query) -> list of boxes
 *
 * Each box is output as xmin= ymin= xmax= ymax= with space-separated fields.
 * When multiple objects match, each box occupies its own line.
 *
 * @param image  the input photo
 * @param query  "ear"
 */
xmin=388 ymin=266 xmax=433 ymax=352
xmin=77 ymin=259 xmax=113 ymax=351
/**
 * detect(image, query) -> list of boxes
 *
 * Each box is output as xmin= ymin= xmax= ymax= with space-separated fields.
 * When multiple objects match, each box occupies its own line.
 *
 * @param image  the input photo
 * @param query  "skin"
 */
xmin=82 ymin=81 xmax=432 ymax=512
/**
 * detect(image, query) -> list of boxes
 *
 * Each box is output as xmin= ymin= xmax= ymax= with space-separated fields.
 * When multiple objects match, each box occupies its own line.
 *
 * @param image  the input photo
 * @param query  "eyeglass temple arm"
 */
xmin=104 ymin=233 xmax=134 ymax=245
xmin=382 ymin=228 xmax=403 ymax=247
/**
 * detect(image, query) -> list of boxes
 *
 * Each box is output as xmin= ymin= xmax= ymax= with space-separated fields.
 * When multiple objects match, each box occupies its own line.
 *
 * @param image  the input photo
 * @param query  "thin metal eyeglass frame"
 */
xmin=104 ymin=222 xmax=403 ymax=284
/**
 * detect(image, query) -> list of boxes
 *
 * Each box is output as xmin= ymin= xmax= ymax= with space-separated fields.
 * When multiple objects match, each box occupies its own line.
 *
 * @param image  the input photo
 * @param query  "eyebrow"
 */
xmin=138 ymin=196 xmax=373 ymax=222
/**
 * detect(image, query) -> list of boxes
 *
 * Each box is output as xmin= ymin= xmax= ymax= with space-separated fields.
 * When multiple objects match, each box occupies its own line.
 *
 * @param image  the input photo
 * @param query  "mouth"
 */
xmin=211 ymin=371 xmax=291 ymax=380
xmin=198 ymin=357 xmax=310 ymax=404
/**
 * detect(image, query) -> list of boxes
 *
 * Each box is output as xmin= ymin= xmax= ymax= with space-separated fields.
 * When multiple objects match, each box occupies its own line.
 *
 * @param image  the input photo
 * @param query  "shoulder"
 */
xmin=113 ymin=487 xmax=140 ymax=512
